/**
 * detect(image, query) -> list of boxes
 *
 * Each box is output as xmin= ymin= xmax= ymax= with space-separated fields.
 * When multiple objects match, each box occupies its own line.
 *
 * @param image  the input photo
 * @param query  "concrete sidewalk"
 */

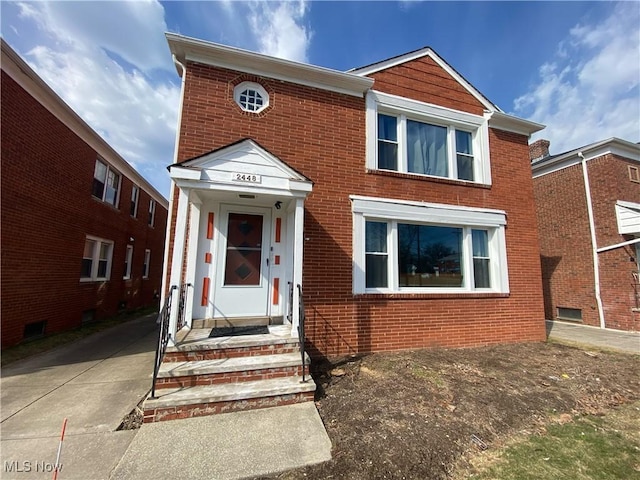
xmin=546 ymin=320 xmax=640 ymax=355
xmin=1 ymin=314 xmax=158 ymax=480
xmin=1 ymin=314 xmax=332 ymax=480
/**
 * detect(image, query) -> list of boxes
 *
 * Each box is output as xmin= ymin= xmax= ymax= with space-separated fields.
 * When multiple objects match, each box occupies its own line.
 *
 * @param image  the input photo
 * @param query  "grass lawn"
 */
xmin=467 ymin=402 xmax=640 ymax=479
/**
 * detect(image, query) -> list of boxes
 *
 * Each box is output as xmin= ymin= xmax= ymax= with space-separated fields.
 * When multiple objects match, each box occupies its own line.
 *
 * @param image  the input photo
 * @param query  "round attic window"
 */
xmin=233 ymin=82 xmax=269 ymax=113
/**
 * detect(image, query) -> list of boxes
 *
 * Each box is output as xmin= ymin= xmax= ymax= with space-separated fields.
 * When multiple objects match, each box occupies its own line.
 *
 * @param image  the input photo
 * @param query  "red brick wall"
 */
xmin=533 ymin=153 xmax=640 ymax=331
xmin=1 ymin=71 xmax=168 ymax=347
xmin=590 ymin=154 xmax=640 ymax=331
xmin=168 ymin=56 xmax=546 ymax=356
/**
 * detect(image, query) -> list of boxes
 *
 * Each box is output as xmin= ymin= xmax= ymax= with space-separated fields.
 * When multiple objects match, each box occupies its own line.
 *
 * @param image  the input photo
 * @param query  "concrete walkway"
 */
xmin=1 ymin=314 xmax=332 ymax=480
xmin=546 ymin=320 xmax=640 ymax=355
xmin=1 ymin=314 xmax=158 ymax=479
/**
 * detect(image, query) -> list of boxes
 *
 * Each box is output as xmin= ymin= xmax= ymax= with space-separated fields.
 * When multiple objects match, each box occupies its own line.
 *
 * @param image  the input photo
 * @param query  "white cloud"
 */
xmin=13 ymin=1 xmax=179 ymax=196
xmin=514 ymin=2 xmax=640 ymax=154
xmin=248 ymin=0 xmax=312 ymax=62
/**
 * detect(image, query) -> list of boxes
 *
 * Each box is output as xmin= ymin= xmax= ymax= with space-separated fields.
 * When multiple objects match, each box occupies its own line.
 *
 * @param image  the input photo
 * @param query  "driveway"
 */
xmin=1 ymin=314 xmax=157 ymax=479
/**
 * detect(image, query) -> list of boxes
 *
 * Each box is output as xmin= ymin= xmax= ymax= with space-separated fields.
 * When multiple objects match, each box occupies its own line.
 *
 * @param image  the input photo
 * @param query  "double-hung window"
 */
xmin=123 ymin=245 xmax=133 ymax=280
xmin=143 ymin=249 xmax=151 ymax=279
xmin=367 ymin=91 xmax=491 ymax=184
xmin=130 ymin=186 xmax=139 ymax=217
xmin=92 ymin=159 xmax=121 ymax=207
xmin=148 ymin=199 xmax=156 ymax=227
xmin=353 ymin=196 xmax=509 ymax=294
xmin=81 ymin=236 xmax=113 ymax=281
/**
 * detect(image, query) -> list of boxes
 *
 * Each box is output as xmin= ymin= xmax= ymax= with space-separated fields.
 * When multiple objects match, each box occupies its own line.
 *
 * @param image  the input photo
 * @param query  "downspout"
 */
xmin=160 ymin=55 xmax=187 ymax=306
xmin=580 ymin=151 xmax=606 ymax=329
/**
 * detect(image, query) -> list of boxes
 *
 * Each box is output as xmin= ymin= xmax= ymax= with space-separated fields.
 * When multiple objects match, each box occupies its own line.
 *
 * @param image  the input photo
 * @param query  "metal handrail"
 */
xmin=297 ymin=284 xmax=307 ymax=382
xmin=176 ymin=283 xmax=192 ymax=331
xmin=150 ymin=285 xmax=176 ymax=399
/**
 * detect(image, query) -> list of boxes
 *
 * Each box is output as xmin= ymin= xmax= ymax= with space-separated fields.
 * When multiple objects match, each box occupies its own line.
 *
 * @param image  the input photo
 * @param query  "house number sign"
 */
xmin=232 ymin=173 xmax=262 ymax=183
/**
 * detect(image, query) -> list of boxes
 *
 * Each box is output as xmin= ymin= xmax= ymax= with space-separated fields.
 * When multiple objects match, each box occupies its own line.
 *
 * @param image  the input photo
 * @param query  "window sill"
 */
xmin=366 ymin=169 xmax=491 ymax=189
xmin=354 ymin=292 xmax=509 ymax=300
xmin=91 ymin=196 xmax=120 ymax=210
xmin=80 ymin=279 xmax=110 ymax=284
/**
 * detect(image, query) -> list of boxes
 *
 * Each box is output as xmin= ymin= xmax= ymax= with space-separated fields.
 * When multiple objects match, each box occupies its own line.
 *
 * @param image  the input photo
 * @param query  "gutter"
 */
xmin=580 ymin=151 xmax=606 ymax=329
xmin=161 ymin=55 xmax=187 ymax=305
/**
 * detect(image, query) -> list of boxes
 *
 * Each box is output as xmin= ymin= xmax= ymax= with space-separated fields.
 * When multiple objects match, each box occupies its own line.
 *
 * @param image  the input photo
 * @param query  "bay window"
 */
xmin=353 ymin=196 xmax=508 ymax=294
xmin=366 ymin=91 xmax=491 ymax=184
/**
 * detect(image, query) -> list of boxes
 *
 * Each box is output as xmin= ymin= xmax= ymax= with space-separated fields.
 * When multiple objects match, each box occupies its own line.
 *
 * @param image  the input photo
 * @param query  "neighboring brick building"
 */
xmin=1 ymin=40 xmax=169 ymax=347
xmin=160 ymin=33 xmax=548 ymax=357
xmin=531 ymin=138 xmax=640 ymax=332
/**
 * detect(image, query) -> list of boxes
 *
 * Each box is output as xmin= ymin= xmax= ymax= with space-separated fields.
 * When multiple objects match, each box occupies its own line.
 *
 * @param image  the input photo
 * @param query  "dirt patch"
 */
xmin=269 ymin=342 xmax=640 ymax=480
xmin=116 ymin=395 xmax=145 ymax=431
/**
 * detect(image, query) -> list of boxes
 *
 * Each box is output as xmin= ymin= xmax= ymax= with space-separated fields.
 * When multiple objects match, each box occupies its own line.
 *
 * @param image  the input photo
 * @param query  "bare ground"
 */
xmin=269 ymin=341 xmax=640 ymax=480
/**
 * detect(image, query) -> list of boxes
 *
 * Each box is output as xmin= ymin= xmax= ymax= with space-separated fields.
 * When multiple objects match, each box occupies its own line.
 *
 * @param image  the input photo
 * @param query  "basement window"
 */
xmin=557 ymin=307 xmax=582 ymax=321
xmin=23 ymin=320 xmax=46 ymax=340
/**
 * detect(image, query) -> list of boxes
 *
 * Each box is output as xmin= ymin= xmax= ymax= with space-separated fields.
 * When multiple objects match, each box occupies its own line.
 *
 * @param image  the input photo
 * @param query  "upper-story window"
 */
xmin=368 ymin=91 xmax=491 ymax=185
xmin=233 ymin=82 xmax=269 ymax=113
xmin=130 ymin=185 xmax=139 ymax=217
xmin=148 ymin=199 xmax=156 ymax=227
xmin=92 ymin=159 xmax=121 ymax=207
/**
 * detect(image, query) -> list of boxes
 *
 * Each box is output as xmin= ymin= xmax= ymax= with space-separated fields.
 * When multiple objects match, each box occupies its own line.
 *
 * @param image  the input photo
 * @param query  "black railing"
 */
xmin=297 ymin=284 xmax=307 ymax=382
xmin=150 ymin=285 xmax=176 ymax=399
xmin=287 ymin=282 xmax=294 ymax=324
xmin=176 ymin=283 xmax=192 ymax=331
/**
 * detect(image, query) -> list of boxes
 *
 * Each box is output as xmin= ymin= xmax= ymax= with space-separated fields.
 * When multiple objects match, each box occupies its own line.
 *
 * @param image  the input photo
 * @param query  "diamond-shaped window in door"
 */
xmin=234 ymin=264 xmax=252 ymax=280
xmin=238 ymin=221 xmax=254 ymax=236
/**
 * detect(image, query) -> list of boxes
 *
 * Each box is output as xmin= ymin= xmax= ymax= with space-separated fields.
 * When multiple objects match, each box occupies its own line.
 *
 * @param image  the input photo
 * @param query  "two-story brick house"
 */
xmin=143 ymin=34 xmax=547 ymax=423
xmin=1 ymin=39 xmax=169 ymax=347
xmin=531 ymin=138 xmax=640 ymax=332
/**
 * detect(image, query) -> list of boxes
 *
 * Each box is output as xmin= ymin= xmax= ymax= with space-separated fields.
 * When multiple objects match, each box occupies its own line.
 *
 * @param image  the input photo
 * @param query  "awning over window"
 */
xmin=616 ymin=200 xmax=640 ymax=235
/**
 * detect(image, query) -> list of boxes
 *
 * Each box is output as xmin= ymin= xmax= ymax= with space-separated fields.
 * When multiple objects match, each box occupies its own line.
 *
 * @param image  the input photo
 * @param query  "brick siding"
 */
xmin=1 ymin=71 xmax=168 ymax=347
xmin=166 ymin=56 xmax=546 ymax=356
xmin=533 ymin=153 xmax=640 ymax=331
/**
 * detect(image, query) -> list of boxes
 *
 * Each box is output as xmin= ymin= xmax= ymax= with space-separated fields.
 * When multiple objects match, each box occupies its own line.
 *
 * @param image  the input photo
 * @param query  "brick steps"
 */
xmin=154 ymin=352 xmax=309 ymax=388
xmin=144 ymin=324 xmax=315 ymax=423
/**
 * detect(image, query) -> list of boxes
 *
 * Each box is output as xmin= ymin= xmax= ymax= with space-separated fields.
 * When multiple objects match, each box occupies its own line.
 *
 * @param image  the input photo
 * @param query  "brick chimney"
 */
xmin=529 ymin=139 xmax=550 ymax=162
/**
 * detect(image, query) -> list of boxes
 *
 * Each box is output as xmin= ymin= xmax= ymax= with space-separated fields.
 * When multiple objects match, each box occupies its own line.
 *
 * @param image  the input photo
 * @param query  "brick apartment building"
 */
xmin=531 ymin=138 xmax=640 ymax=332
xmin=1 ymin=39 xmax=169 ymax=347
xmin=160 ymin=33 xmax=548 ymax=356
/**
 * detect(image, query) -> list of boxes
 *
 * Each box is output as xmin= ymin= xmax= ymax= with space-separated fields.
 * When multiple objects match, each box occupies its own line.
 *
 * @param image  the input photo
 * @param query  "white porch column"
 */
xmin=168 ymin=187 xmax=190 ymax=345
xmin=291 ymin=197 xmax=305 ymax=338
xmin=183 ymin=197 xmax=202 ymax=329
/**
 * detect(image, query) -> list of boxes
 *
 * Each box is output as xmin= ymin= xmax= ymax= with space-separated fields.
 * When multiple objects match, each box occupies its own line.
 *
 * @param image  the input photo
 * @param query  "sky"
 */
xmin=1 ymin=1 xmax=639 ymax=198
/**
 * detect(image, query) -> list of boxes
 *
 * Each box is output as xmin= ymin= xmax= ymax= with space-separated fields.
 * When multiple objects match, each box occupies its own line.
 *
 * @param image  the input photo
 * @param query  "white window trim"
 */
xmin=149 ymin=199 xmax=156 ymax=227
xmin=143 ymin=249 xmax=151 ymax=279
xmin=131 ymin=185 xmax=139 ymax=218
xmin=366 ymin=90 xmax=492 ymax=185
xmin=351 ymin=196 xmax=508 ymax=294
xmin=123 ymin=245 xmax=134 ymax=280
xmin=80 ymin=235 xmax=113 ymax=282
xmin=93 ymin=158 xmax=122 ymax=207
xmin=233 ymin=81 xmax=269 ymax=113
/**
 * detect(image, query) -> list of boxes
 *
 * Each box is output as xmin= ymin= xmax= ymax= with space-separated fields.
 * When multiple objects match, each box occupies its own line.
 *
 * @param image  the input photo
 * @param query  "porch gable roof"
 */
xmin=168 ymin=139 xmax=312 ymax=194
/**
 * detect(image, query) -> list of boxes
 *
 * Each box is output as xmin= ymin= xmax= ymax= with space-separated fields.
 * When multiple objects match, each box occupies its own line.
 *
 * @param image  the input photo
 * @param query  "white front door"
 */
xmin=213 ymin=205 xmax=272 ymax=318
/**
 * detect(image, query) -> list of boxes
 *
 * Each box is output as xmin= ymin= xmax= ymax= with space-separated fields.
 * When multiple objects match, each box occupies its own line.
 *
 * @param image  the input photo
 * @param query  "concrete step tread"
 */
xmin=157 ymin=352 xmax=309 ymax=378
xmin=145 ymin=376 xmax=316 ymax=409
xmin=168 ymin=325 xmax=298 ymax=352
